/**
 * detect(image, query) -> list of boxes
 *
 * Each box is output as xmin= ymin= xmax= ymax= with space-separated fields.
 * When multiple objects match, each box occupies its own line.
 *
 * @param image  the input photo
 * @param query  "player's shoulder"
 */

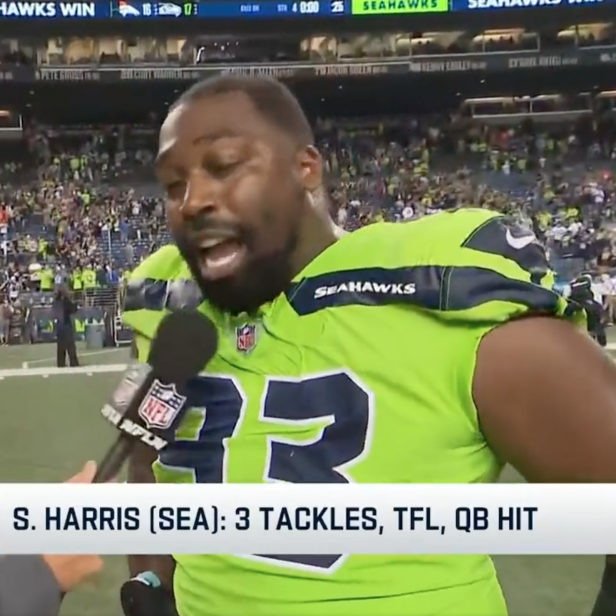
xmin=128 ymin=244 xmax=187 ymax=282
xmin=302 ymin=210 xmax=582 ymax=326
xmin=330 ymin=209 xmax=507 ymax=266
xmin=304 ymin=211 xmax=506 ymax=276
xmin=415 ymin=209 xmax=582 ymax=324
xmin=123 ymin=244 xmax=202 ymax=332
xmin=381 ymin=208 xmax=543 ymax=268
xmin=395 ymin=208 xmax=506 ymax=247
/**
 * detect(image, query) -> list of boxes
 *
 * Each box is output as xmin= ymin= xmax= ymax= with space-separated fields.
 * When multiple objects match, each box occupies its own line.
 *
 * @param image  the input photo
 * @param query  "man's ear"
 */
xmin=296 ymin=145 xmax=322 ymax=192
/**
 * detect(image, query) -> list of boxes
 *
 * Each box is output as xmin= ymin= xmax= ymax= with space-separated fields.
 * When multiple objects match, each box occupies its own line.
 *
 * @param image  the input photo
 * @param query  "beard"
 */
xmin=174 ymin=229 xmax=299 ymax=316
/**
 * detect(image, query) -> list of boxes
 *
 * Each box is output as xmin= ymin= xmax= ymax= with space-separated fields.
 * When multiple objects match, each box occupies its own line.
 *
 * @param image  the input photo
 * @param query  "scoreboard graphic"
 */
xmin=0 ymin=0 xmax=609 ymax=19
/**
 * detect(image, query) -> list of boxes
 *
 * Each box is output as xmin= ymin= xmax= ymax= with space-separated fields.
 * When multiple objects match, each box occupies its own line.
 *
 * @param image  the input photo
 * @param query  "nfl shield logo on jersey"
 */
xmin=138 ymin=380 xmax=187 ymax=430
xmin=236 ymin=323 xmax=257 ymax=353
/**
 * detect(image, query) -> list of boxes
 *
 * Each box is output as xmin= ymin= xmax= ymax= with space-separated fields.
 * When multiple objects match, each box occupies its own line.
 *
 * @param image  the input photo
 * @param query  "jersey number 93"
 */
xmin=155 ymin=371 xmax=374 ymax=573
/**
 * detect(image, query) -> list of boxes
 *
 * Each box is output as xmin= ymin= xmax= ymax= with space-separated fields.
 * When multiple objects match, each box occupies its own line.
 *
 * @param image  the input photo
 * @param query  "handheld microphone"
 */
xmin=95 ymin=310 xmax=218 ymax=483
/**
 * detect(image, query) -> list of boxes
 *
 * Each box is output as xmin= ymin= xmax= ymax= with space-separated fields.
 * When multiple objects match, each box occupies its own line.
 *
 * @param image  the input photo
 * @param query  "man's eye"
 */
xmin=165 ymin=181 xmax=184 ymax=197
xmin=208 ymin=160 xmax=240 ymax=175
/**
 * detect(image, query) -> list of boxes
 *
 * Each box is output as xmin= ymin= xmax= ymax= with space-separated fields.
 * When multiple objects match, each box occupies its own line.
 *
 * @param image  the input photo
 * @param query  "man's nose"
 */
xmin=181 ymin=172 xmax=219 ymax=219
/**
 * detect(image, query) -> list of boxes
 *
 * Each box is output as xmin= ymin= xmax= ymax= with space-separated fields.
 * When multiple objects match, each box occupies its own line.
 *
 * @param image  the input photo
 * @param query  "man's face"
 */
xmin=157 ymin=92 xmax=318 ymax=315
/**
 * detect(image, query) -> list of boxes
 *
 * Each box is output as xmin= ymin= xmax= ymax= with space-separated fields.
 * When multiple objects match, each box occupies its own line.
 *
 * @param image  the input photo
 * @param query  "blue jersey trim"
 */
xmin=285 ymin=265 xmax=566 ymax=317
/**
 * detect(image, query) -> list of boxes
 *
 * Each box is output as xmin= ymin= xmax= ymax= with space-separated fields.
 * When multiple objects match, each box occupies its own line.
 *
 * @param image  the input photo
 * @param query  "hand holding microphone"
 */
xmin=43 ymin=462 xmax=103 ymax=593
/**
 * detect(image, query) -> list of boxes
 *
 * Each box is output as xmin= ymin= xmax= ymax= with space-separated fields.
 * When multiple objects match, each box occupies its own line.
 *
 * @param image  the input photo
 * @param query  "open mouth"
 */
xmin=196 ymin=236 xmax=246 ymax=281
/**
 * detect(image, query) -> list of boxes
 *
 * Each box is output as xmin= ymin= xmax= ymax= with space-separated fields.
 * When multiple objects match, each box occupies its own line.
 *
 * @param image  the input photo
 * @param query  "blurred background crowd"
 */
xmin=1 ymin=112 xmax=616 ymax=322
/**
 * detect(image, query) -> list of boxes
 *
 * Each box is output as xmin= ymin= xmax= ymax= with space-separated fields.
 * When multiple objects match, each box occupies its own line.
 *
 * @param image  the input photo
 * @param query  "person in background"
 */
xmin=53 ymin=284 xmax=79 ymax=367
xmin=0 ymin=462 xmax=103 ymax=616
xmin=39 ymin=265 xmax=54 ymax=292
xmin=570 ymin=274 xmax=607 ymax=347
xmin=0 ymin=299 xmax=11 ymax=346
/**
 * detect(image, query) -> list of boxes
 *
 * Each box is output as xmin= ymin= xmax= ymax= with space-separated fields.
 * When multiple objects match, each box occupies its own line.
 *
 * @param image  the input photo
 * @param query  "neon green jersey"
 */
xmin=122 ymin=209 xmax=583 ymax=616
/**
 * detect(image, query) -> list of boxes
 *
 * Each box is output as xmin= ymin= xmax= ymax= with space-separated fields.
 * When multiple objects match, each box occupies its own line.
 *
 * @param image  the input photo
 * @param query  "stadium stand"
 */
xmin=1 ymin=26 xmax=616 ymax=341
xmin=1 ymin=115 xmax=616 ymax=291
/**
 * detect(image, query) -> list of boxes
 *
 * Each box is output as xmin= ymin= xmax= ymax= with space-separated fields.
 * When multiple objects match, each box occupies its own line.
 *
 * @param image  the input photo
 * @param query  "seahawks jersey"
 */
xmin=122 ymin=208 xmax=582 ymax=616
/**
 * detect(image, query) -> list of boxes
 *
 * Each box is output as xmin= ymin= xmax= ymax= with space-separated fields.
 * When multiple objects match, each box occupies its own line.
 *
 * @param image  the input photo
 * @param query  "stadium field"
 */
xmin=0 ymin=339 xmax=610 ymax=616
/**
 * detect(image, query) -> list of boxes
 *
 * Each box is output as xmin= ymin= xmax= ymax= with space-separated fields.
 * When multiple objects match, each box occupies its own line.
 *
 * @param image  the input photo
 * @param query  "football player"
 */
xmin=122 ymin=76 xmax=616 ymax=616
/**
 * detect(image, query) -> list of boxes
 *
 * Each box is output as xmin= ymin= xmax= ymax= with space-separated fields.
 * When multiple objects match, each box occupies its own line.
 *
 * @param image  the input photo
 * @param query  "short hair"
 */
xmin=172 ymin=75 xmax=314 ymax=147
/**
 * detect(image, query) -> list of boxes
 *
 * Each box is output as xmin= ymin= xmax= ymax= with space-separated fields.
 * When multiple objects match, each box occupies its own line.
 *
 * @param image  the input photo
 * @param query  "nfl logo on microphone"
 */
xmin=236 ymin=323 xmax=256 ymax=353
xmin=138 ymin=380 xmax=187 ymax=430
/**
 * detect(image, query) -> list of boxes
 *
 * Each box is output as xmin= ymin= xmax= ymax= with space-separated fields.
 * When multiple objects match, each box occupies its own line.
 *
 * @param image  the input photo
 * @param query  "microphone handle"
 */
xmin=94 ymin=435 xmax=136 ymax=483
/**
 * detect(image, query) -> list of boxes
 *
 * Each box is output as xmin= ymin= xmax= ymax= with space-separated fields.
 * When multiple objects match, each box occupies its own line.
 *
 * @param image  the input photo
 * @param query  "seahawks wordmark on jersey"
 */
xmin=314 ymin=280 xmax=416 ymax=299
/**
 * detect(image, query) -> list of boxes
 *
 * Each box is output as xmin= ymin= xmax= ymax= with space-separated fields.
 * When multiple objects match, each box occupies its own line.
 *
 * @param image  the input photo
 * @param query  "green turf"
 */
xmin=0 ymin=341 xmax=611 ymax=616
xmin=0 ymin=369 xmax=126 ymax=615
xmin=0 ymin=341 xmax=130 ymax=370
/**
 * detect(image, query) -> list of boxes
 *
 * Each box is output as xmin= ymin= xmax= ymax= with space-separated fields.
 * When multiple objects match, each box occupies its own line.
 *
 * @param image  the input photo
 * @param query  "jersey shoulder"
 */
xmin=308 ymin=209 xmax=507 ymax=273
xmin=394 ymin=207 xmax=522 ymax=258
xmin=123 ymin=244 xmax=202 ymax=339
xmin=419 ymin=207 xmax=547 ymax=283
xmin=287 ymin=210 xmax=583 ymax=327
xmin=406 ymin=208 xmax=582 ymax=325
xmin=128 ymin=244 xmax=186 ymax=281
xmin=300 ymin=218 xmax=445 ymax=275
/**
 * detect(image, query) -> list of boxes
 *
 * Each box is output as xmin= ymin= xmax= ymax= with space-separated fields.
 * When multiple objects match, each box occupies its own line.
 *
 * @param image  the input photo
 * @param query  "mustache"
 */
xmin=184 ymin=212 xmax=240 ymax=235
xmin=186 ymin=214 xmax=244 ymax=237
xmin=176 ymin=214 xmax=252 ymax=248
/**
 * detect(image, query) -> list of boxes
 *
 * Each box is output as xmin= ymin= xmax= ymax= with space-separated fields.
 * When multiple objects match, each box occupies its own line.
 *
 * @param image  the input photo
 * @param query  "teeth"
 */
xmin=206 ymin=252 xmax=239 ymax=267
xmin=199 ymin=238 xmax=227 ymax=249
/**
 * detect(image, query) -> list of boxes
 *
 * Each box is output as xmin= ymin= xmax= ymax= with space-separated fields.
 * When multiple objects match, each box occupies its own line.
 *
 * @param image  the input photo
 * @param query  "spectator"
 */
xmin=0 ymin=299 xmax=12 ymax=345
xmin=1 ymin=115 xmax=616 ymax=308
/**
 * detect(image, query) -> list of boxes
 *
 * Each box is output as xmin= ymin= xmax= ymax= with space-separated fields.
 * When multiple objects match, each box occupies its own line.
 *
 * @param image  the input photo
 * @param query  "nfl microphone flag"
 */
xmin=138 ymin=380 xmax=188 ymax=431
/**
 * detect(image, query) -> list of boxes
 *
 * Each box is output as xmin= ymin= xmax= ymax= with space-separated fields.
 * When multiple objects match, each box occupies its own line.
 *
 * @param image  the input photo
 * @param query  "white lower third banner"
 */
xmin=0 ymin=483 xmax=610 ymax=555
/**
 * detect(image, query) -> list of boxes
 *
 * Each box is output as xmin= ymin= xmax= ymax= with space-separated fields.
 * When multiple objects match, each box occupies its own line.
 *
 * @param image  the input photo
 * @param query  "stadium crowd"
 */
xmin=1 ymin=113 xmax=616 ymax=305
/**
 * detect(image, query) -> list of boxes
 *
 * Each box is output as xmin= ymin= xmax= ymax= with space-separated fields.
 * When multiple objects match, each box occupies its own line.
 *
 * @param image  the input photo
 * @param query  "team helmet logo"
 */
xmin=235 ymin=323 xmax=257 ymax=353
xmin=138 ymin=380 xmax=187 ymax=430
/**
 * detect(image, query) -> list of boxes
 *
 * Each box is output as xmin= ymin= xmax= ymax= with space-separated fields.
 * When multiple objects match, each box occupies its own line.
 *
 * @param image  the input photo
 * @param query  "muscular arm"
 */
xmin=474 ymin=316 xmax=616 ymax=481
xmin=127 ymin=443 xmax=175 ymax=586
xmin=473 ymin=317 xmax=616 ymax=616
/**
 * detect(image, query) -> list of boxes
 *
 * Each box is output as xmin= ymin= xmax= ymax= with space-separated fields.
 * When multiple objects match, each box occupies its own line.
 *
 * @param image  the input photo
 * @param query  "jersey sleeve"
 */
xmin=416 ymin=208 xmax=585 ymax=328
xmin=121 ymin=244 xmax=202 ymax=341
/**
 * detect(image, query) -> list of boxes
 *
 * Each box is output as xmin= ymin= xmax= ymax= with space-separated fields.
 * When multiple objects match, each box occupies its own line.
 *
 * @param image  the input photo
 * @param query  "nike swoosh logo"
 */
xmin=505 ymin=229 xmax=536 ymax=250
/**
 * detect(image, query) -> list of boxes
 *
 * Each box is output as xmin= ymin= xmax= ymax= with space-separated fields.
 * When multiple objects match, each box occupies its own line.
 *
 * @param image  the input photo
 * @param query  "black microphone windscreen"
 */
xmin=148 ymin=310 xmax=218 ymax=383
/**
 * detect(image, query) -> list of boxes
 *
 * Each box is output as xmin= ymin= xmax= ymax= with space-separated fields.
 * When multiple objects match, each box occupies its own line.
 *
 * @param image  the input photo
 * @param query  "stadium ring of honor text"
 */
xmin=0 ymin=48 xmax=613 ymax=83
xmin=0 ymin=0 xmax=609 ymax=19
